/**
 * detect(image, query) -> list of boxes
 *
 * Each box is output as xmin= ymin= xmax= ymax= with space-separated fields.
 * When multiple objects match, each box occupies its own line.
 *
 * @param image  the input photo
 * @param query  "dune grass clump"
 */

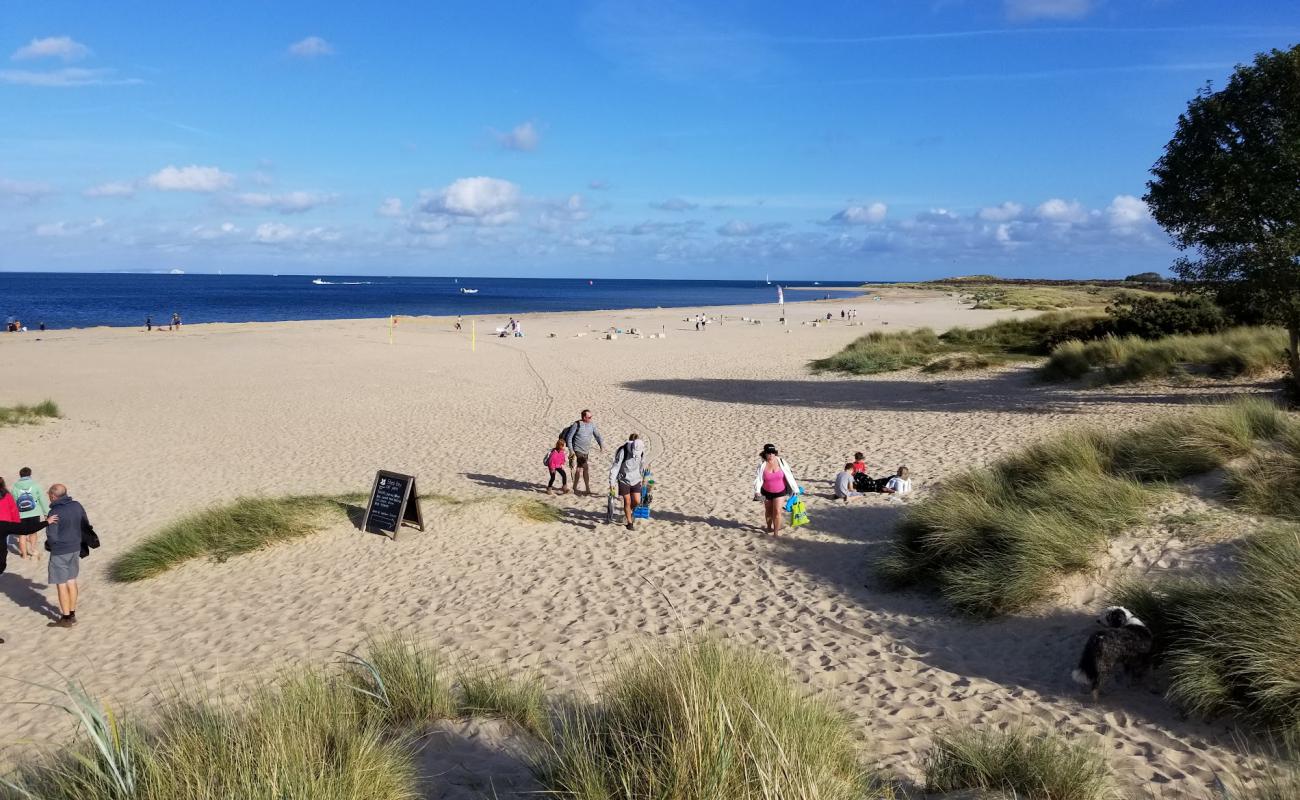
xmin=1110 ymin=525 xmax=1300 ymax=736
xmin=342 ymin=633 xmax=456 ymax=727
xmin=810 ymin=328 xmax=945 ymax=374
xmin=2 ymin=672 xmax=419 ymax=800
xmin=880 ymin=399 xmax=1291 ymax=616
xmin=1040 ymin=327 xmax=1287 ymax=384
xmin=537 ymin=637 xmax=880 ymax=800
xmin=1226 ymin=422 xmax=1300 ymax=520
xmin=0 ymin=399 xmax=60 ymax=426
xmin=920 ymin=353 xmax=998 ymax=373
xmin=458 ymin=666 xmax=549 ymax=735
xmin=514 ymin=498 xmax=563 ymax=523
xmin=923 ymin=727 xmax=1114 ymax=800
xmin=108 ymin=495 xmax=348 ymax=582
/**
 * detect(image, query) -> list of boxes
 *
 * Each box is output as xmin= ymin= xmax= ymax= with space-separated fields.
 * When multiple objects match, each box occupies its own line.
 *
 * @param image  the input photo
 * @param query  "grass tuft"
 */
xmin=882 ymin=399 xmax=1292 ymax=616
xmin=810 ymin=328 xmax=945 ymax=374
xmin=1110 ymin=525 xmax=1300 ymax=736
xmin=514 ymin=498 xmax=563 ymax=523
xmin=108 ymin=495 xmax=349 ymax=582
xmin=923 ymin=726 xmax=1114 ymax=800
xmin=0 ymin=399 xmax=60 ymax=426
xmin=920 ymin=353 xmax=998 ymax=373
xmin=1226 ymin=422 xmax=1300 ymax=520
xmin=458 ymin=666 xmax=549 ymax=736
xmin=341 ymin=633 xmax=456 ymax=727
xmin=537 ymin=637 xmax=882 ymax=800
xmin=1040 ymin=327 xmax=1287 ymax=384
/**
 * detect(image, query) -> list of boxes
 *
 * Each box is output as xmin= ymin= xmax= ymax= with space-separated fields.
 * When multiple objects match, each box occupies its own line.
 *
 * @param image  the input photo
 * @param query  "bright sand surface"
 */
xmin=0 ymin=289 xmax=1264 ymax=796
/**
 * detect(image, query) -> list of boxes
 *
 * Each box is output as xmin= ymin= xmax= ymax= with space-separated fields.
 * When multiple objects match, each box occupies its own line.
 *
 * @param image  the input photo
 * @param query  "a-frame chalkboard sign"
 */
xmin=362 ymin=470 xmax=424 ymax=540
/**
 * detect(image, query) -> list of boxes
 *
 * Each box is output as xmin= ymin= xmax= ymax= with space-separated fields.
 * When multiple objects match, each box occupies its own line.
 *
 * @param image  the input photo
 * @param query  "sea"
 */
xmin=0 ymin=273 xmax=866 ymax=330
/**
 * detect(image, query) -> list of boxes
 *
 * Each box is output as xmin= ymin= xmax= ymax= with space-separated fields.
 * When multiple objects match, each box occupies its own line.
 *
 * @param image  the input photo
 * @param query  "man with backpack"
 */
xmin=12 ymin=467 xmax=47 ymax=561
xmin=563 ymin=409 xmax=605 ymax=496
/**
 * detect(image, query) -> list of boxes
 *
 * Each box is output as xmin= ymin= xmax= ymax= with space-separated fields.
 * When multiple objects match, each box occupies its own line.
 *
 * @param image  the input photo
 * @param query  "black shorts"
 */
xmin=618 ymin=482 xmax=643 ymax=497
xmin=574 ymin=452 xmax=590 ymax=468
xmin=760 ymin=488 xmax=789 ymax=500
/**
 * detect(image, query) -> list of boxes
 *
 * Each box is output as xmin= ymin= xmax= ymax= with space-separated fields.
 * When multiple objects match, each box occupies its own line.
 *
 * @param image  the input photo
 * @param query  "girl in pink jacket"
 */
xmin=545 ymin=439 xmax=569 ymax=495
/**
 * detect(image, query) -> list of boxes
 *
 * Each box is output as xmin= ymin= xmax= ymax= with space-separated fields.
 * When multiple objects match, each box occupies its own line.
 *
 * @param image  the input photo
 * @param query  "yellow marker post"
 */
xmin=471 ymin=320 xmax=476 ymax=352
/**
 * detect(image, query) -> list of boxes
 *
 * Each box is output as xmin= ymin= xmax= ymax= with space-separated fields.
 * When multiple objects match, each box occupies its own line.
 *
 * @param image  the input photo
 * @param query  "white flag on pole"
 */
xmin=776 ymin=285 xmax=784 ymax=305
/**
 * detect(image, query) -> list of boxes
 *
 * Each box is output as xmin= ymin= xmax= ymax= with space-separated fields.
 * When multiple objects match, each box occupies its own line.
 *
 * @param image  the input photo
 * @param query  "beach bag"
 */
xmin=789 ymin=497 xmax=810 ymax=528
xmin=605 ymin=492 xmax=615 ymax=524
xmin=15 ymin=487 xmax=36 ymax=514
xmin=633 ymin=503 xmax=651 ymax=520
xmin=542 ymin=451 xmax=552 ymax=468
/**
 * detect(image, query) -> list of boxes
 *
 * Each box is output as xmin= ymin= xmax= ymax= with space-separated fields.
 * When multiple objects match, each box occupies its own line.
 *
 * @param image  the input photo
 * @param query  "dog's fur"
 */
xmin=1071 ymin=606 xmax=1154 ymax=699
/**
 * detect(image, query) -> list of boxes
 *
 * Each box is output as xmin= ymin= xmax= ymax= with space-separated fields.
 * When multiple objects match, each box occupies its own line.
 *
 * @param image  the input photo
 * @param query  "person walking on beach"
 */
xmin=753 ymin=444 xmax=801 ymax=535
xmin=44 ymin=484 xmax=92 ymax=628
xmin=12 ymin=467 xmax=47 ymax=561
xmin=544 ymin=439 xmax=569 ymax=495
xmin=171 ymin=312 xmax=180 ymax=331
xmin=0 ymin=477 xmax=56 ymax=576
xmin=146 ymin=315 xmax=153 ymax=332
xmin=565 ymin=409 xmax=605 ymax=495
xmin=609 ymin=434 xmax=646 ymax=531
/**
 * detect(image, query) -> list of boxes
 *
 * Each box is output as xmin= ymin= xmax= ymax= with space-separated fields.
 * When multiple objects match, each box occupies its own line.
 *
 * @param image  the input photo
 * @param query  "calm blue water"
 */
xmin=0 ymin=273 xmax=865 ymax=329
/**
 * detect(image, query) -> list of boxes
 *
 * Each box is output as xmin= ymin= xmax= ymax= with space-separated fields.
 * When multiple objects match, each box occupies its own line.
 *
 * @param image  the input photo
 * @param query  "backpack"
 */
xmin=15 ymin=486 xmax=37 ymax=514
xmin=543 ymin=450 xmax=556 ymax=468
xmin=560 ymin=421 xmax=580 ymax=442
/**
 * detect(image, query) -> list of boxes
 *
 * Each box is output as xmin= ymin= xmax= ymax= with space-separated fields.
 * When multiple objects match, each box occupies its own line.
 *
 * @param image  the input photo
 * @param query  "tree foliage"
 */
xmin=1144 ymin=45 xmax=1300 ymax=385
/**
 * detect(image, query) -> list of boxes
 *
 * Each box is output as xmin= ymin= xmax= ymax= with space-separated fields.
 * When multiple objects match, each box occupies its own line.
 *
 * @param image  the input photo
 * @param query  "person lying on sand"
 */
xmin=881 ymin=466 xmax=912 ymax=495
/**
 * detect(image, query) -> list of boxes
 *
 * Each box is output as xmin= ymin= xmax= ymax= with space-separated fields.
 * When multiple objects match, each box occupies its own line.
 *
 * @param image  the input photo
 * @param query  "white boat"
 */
xmin=312 ymin=278 xmax=326 ymax=285
xmin=765 ymin=273 xmax=771 ymax=285
xmin=459 ymin=287 xmax=479 ymax=294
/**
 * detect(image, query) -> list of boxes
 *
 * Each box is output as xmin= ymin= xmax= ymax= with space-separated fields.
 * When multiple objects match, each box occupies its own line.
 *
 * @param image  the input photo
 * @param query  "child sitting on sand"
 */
xmin=544 ymin=439 xmax=569 ymax=495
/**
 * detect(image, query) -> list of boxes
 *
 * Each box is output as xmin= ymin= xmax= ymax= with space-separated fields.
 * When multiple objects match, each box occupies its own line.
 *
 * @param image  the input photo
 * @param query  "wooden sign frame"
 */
xmin=361 ymin=470 xmax=425 ymax=540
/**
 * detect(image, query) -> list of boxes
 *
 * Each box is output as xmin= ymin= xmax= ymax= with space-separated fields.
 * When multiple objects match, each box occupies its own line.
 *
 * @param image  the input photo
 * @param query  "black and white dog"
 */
xmin=1071 ymin=606 xmax=1154 ymax=699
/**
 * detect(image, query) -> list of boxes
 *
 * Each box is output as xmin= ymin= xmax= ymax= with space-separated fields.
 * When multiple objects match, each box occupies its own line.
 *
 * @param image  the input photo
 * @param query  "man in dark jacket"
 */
xmin=44 ymin=484 xmax=91 ymax=628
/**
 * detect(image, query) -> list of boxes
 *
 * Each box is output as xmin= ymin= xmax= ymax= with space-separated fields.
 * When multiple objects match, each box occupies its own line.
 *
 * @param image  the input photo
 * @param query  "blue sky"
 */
xmin=1 ymin=1 xmax=1296 ymax=279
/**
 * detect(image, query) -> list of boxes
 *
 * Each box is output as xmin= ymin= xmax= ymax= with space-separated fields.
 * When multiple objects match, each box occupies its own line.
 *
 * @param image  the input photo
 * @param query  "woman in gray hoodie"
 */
xmin=608 ymin=434 xmax=646 ymax=531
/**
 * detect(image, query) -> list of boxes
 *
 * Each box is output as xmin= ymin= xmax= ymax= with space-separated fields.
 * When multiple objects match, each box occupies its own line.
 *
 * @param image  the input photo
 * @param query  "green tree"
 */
xmin=1144 ymin=45 xmax=1300 ymax=390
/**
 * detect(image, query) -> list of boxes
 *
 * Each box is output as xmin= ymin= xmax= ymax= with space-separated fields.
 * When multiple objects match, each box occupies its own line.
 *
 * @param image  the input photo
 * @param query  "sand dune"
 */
xmin=0 ymin=291 xmax=1264 ymax=795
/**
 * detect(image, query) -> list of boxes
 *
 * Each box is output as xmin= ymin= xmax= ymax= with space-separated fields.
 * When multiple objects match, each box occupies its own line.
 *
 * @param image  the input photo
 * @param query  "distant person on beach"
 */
xmin=171 ymin=312 xmax=180 ymax=330
xmin=881 ymin=467 xmax=912 ymax=496
xmin=146 ymin=315 xmax=153 ymax=332
xmin=564 ymin=409 xmax=605 ymax=495
xmin=38 ymin=322 xmax=44 ymax=332
xmin=851 ymin=451 xmax=874 ymax=494
xmin=609 ymin=434 xmax=646 ymax=531
xmin=753 ymin=444 xmax=801 ymax=535
xmin=455 ymin=315 xmax=462 ymax=331
xmin=834 ymin=463 xmax=861 ymax=501
xmin=12 ymin=467 xmax=48 ymax=560
xmin=44 ymin=484 xmax=93 ymax=629
xmin=544 ymin=439 xmax=569 ymax=495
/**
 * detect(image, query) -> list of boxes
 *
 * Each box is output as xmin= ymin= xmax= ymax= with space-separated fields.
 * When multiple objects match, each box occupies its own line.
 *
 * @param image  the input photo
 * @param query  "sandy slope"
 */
xmin=0 ymin=290 xmax=1266 ymax=796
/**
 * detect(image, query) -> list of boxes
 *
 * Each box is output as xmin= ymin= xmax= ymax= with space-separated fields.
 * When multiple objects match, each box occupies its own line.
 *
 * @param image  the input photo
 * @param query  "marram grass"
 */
xmin=0 ymin=399 xmax=60 ymax=427
xmin=458 ymin=665 xmax=549 ymax=736
xmin=536 ymin=637 xmax=886 ymax=800
xmin=924 ymin=726 xmax=1114 ymax=800
xmin=1040 ymin=326 xmax=1286 ymax=384
xmin=880 ymin=398 xmax=1293 ymax=616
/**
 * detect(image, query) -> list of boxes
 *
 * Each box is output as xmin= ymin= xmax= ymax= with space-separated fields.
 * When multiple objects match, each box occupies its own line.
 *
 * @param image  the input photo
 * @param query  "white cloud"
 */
xmin=419 ymin=176 xmax=521 ymax=225
xmin=287 ymin=36 xmax=335 ymax=58
xmin=651 ymin=197 xmax=698 ymax=212
xmin=34 ymin=217 xmax=105 ymax=237
xmin=83 ymin=181 xmax=135 ymax=199
xmin=377 ymin=198 xmax=404 ymax=217
xmin=716 ymin=220 xmax=787 ymax=237
xmin=11 ymin=36 xmax=90 ymax=62
xmin=190 ymin=222 xmax=240 ymax=240
xmin=253 ymin=222 xmax=340 ymax=244
xmin=497 ymin=121 xmax=540 ymax=152
xmin=1106 ymin=194 xmax=1152 ymax=230
xmin=1005 ymin=0 xmax=1095 ymax=21
xmin=828 ymin=202 xmax=887 ymax=225
xmin=147 ymin=165 xmax=234 ymax=192
xmin=233 ymin=190 xmax=337 ymax=214
xmin=0 ymin=177 xmax=54 ymax=204
xmin=978 ymin=201 xmax=1023 ymax=222
xmin=0 ymin=67 xmax=140 ymax=87
xmin=1035 ymin=198 xmax=1088 ymax=224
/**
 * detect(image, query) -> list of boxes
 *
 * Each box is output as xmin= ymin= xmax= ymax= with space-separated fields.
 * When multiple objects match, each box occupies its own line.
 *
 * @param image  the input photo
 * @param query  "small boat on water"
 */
xmin=312 ymin=278 xmax=326 ymax=285
xmin=459 ymin=287 xmax=479 ymax=294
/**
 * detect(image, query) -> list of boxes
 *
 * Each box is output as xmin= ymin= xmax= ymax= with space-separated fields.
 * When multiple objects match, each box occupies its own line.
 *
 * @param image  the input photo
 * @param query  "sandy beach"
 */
xmin=0 ymin=289 xmax=1265 ymax=796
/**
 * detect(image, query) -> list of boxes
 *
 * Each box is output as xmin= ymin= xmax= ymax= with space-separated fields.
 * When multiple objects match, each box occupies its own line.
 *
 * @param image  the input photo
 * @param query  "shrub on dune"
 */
xmin=537 ymin=637 xmax=880 ymax=800
xmin=811 ymin=328 xmax=945 ymax=374
xmin=923 ymin=726 xmax=1114 ymax=800
xmin=0 ymin=399 xmax=60 ymax=426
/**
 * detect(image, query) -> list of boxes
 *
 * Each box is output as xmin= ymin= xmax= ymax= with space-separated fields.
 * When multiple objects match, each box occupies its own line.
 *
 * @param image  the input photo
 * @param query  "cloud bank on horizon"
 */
xmin=0 ymin=1 xmax=1295 ymax=279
